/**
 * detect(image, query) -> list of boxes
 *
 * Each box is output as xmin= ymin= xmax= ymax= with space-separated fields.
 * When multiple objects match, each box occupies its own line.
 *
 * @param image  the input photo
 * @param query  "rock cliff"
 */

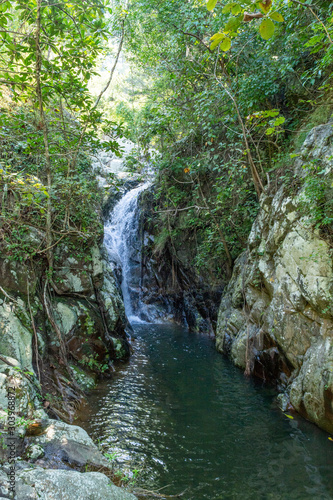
xmin=0 ymin=221 xmax=135 ymax=498
xmin=216 ymin=121 xmax=333 ymax=433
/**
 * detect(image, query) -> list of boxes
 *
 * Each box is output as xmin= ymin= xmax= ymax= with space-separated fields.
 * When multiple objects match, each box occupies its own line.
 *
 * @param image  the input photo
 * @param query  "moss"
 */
xmin=70 ymin=365 xmax=97 ymax=392
xmin=293 ymin=99 xmax=333 ymax=151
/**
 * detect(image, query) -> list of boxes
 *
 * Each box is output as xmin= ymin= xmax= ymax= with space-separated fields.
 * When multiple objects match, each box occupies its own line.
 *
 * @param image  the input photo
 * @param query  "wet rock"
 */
xmin=290 ymin=339 xmax=333 ymax=433
xmin=70 ymin=365 xmax=97 ymax=391
xmin=25 ymin=420 xmax=109 ymax=468
xmin=100 ymin=264 xmax=126 ymax=333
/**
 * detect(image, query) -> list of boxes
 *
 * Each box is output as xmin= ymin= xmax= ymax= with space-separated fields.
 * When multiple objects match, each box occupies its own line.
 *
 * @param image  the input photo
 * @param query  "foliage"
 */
xmin=0 ymin=1 xmax=122 ymax=267
xmin=107 ymin=0 xmax=333 ymax=280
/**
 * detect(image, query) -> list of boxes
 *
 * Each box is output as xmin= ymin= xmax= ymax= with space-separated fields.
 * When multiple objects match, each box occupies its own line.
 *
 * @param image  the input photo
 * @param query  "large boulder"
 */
xmin=24 ymin=420 xmax=109 ymax=468
xmin=1 ymin=467 xmax=137 ymax=500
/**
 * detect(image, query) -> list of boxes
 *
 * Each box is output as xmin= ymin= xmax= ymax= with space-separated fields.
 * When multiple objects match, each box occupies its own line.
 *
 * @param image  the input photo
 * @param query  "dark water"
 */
xmin=78 ymin=324 xmax=333 ymax=500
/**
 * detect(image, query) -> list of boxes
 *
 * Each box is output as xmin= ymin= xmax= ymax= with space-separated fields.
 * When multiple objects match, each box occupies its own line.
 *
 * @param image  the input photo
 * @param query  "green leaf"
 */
xmin=225 ymin=16 xmax=242 ymax=33
xmin=269 ymin=11 xmax=284 ymax=22
xmin=210 ymin=32 xmax=224 ymax=40
xmin=210 ymin=33 xmax=224 ymax=50
xmin=231 ymin=4 xmax=241 ymax=15
xmin=220 ymin=36 xmax=231 ymax=51
xmin=259 ymin=18 xmax=275 ymax=40
xmin=266 ymin=127 xmax=275 ymax=135
xmin=222 ymin=3 xmax=233 ymax=13
xmin=266 ymin=110 xmax=279 ymax=117
xmin=274 ymin=116 xmax=285 ymax=126
xmin=207 ymin=0 xmax=218 ymax=11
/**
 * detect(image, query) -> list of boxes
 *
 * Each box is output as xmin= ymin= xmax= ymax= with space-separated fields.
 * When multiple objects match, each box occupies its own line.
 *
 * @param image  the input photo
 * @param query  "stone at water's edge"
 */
xmin=0 ymin=468 xmax=137 ymax=500
xmin=216 ymin=120 xmax=333 ymax=433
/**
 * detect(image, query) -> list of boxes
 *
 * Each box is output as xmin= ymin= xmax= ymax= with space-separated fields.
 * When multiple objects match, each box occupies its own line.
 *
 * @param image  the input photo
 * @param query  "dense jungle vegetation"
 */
xmin=110 ymin=0 xmax=333 ymax=282
xmin=0 ymin=0 xmax=332 ymax=284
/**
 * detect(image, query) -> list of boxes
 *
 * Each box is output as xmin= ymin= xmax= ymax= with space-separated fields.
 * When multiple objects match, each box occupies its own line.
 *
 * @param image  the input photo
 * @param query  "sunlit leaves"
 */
xmin=220 ymin=37 xmax=232 ymax=51
xmin=210 ymin=33 xmax=231 ymax=51
xmin=207 ymin=0 xmax=218 ymax=11
xmin=274 ymin=116 xmax=285 ymax=126
xmin=231 ymin=4 xmax=241 ymax=15
xmin=210 ymin=33 xmax=225 ymax=50
xmin=259 ymin=18 xmax=275 ymax=40
xmin=269 ymin=12 xmax=284 ymax=23
xmin=265 ymin=114 xmax=285 ymax=135
xmin=205 ymin=0 xmax=286 ymax=48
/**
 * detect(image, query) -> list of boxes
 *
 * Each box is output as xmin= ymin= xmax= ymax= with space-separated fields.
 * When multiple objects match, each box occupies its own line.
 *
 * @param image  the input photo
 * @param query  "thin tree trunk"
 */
xmin=216 ymin=61 xmax=264 ymax=198
xmin=35 ymin=0 xmax=53 ymax=268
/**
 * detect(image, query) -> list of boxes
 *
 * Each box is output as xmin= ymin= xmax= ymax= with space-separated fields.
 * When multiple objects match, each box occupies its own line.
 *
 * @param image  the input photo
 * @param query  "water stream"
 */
xmin=79 ymin=324 xmax=333 ymax=500
xmin=79 ymin=184 xmax=333 ymax=499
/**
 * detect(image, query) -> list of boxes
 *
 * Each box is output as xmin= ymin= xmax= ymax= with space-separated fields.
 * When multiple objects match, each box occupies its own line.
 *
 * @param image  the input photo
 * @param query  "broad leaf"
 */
xmin=207 ymin=0 xmax=218 ymax=11
xmin=259 ymin=1 xmax=272 ymax=14
xmin=220 ymin=37 xmax=231 ymax=51
xmin=210 ymin=33 xmax=224 ymax=50
xmin=269 ymin=11 xmax=284 ymax=23
xmin=274 ymin=116 xmax=285 ymax=126
xmin=259 ymin=18 xmax=275 ymax=40
xmin=225 ymin=16 xmax=242 ymax=33
xmin=231 ymin=4 xmax=241 ymax=15
xmin=222 ymin=3 xmax=233 ymax=13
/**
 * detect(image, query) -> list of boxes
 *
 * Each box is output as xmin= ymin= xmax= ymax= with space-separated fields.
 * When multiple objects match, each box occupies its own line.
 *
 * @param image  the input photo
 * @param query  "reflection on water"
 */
xmin=78 ymin=325 xmax=333 ymax=500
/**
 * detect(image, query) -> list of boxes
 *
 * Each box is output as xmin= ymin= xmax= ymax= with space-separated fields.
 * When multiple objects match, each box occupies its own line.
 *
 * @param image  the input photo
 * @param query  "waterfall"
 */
xmin=104 ymin=182 xmax=150 ymax=324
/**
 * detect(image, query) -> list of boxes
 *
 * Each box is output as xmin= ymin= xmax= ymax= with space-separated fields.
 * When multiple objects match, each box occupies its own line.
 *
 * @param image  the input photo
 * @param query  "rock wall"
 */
xmin=136 ymin=188 xmax=224 ymax=332
xmin=216 ymin=122 xmax=333 ymax=433
xmin=0 ymin=239 xmax=130 ymax=411
xmin=0 ymin=234 xmax=136 ymax=497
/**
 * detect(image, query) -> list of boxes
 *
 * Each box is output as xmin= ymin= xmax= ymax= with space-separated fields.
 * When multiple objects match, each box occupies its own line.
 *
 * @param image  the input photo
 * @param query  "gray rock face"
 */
xmin=3 ymin=467 xmax=137 ymax=500
xmin=0 ymin=239 xmax=131 ymax=496
xmin=216 ymin=121 xmax=333 ymax=433
xmin=0 ymin=298 xmax=33 ymax=372
xmin=25 ymin=420 xmax=109 ymax=468
xmin=53 ymin=243 xmax=104 ymax=295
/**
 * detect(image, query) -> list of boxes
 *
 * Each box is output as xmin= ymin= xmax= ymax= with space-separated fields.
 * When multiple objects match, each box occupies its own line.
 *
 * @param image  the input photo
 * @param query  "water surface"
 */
xmin=78 ymin=324 xmax=333 ymax=500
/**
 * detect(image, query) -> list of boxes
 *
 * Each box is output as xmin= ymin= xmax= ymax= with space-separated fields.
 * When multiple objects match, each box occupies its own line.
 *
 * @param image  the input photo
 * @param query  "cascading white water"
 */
xmin=104 ymin=182 xmax=150 ymax=324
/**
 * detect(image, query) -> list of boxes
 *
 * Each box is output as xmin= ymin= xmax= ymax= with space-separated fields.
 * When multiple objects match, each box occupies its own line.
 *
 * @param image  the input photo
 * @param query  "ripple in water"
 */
xmin=78 ymin=324 xmax=333 ymax=500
